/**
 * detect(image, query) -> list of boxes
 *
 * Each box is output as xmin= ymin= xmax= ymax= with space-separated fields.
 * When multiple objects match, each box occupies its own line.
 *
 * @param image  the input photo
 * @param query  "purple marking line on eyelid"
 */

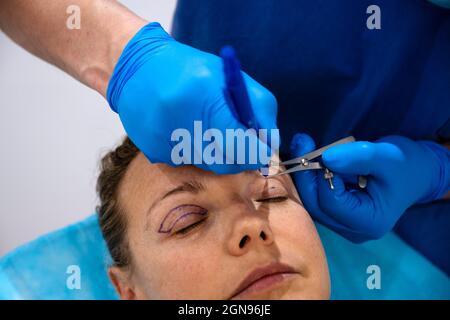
xmin=158 ymin=205 xmax=207 ymax=233
xmin=158 ymin=212 xmax=207 ymax=234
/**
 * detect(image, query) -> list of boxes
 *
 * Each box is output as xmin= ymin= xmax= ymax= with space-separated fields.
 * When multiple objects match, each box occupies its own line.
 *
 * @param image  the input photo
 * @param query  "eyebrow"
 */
xmin=161 ymin=180 xmax=206 ymax=200
xmin=145 ymin=180 xmax=206 ymax=231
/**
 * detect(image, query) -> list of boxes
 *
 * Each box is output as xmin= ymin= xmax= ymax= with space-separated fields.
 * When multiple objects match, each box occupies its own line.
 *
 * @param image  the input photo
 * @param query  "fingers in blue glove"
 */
xmin=322 ymin=140 xmax=404 ymax=177
xmin=204 ymin=97 xmax=273 ymax=174
xmin=290 ymin=133 xmax=370 ymax=242
xmin=108 ymin=22 xmax=280 ymax=176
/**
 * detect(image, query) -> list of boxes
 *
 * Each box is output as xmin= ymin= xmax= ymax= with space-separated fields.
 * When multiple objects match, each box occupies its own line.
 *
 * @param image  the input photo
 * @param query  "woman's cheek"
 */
xmin=145 ymin=243 xmax=220 ymax=299
xmin=269 ymin=203 xmax=324 ymax=262
xmin=269 ymin=203 xmax=314 ymax=240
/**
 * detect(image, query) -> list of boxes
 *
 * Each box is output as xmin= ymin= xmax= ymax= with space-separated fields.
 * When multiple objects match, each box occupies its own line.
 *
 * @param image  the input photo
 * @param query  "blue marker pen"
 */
xmin=220 ymin=45 xmax=259 ymax=131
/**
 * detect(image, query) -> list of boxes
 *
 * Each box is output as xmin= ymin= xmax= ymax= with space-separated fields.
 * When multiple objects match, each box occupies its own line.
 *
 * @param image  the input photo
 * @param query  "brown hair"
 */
xmin=96 ymin=136 xmax=139 ymax=268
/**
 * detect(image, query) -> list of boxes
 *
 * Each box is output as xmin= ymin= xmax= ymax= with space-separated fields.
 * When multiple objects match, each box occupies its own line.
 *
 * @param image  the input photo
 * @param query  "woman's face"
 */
xmin=109 ymin=153 xmax=330 ymax=299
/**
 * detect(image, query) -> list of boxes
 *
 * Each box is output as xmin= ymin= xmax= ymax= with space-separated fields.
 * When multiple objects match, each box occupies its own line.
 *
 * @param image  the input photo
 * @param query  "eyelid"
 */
xmin=256 ymin=195 xmax=288 ymax=202
xmin=169 ymin=212 xmax=205 ymax=233
xmin=158 ymin=205 xmax=207 ymax=233
xmin=175 ymin=217 xmax=208 ymax=235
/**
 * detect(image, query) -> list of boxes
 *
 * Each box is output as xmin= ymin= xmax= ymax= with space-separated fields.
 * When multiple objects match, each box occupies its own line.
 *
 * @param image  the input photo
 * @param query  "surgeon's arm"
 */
xmin=0 ymin=0 xmax=147 ymax=96
xmin=0 ymin=0 xmax=278 ymax=174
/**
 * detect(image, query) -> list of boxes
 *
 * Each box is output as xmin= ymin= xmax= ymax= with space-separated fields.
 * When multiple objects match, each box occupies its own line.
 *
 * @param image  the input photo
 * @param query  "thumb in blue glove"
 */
xmin=290 ymin=133 xmax=450 ymax=242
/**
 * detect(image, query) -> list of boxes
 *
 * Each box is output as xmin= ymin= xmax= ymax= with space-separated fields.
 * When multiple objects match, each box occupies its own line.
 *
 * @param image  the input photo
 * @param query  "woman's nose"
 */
xmin=227 ymin=211 xmax=274 ymax=256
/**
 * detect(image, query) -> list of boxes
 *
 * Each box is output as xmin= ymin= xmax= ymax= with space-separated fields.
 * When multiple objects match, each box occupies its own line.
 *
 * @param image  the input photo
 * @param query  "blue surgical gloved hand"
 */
xmin=290 ymin=133 xmax=450 ymax=243
xmin=107 ymin=22 xmax=278 ymax=174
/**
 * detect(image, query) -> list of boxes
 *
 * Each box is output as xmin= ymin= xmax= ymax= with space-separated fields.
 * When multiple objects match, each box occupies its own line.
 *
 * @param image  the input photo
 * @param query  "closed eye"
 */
xmin=175 ymin=218 xmax=207 ymax=235
xmin=255 ymin=196 xmax=288 ymax=203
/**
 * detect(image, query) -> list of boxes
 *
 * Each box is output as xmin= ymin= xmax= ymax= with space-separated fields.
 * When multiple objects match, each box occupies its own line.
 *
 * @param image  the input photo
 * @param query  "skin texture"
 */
xmin=0 ymin=0 xmax=147 ymax=96
xmin=109 ymin=152 xmax=330 ymax=300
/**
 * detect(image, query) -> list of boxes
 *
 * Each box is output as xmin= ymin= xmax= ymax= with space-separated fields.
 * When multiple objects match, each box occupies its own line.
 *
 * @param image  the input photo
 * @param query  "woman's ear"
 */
xmin=108 ymin=267 xmax=136 ymax=300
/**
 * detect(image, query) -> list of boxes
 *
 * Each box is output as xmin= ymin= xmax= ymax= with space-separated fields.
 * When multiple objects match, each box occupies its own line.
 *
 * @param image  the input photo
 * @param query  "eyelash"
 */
xmin=256 ymin=196 xmax=289 ymax=203
xmin=175 ymin=217 xmax=208 ymax=235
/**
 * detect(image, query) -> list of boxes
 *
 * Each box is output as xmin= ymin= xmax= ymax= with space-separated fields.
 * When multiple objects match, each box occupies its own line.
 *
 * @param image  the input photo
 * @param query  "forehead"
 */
xmin=122 ymin=152 xmax=226 ymax=191
xmin=122 ymin=152 xmax=265 ymax=189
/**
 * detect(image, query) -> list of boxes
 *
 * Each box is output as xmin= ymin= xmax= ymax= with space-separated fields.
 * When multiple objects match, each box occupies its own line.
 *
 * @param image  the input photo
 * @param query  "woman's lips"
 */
xmin=230 ymin=262 xmax=300 ymax=299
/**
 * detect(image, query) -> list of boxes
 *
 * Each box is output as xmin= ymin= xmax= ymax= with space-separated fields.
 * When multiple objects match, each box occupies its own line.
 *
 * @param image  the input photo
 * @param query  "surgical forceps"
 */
xmin=262 ymin=136 xmax=368 ymax=189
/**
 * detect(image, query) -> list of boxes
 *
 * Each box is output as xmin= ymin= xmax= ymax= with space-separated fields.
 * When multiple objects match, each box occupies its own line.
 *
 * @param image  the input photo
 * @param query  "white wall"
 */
xmin=0 ymin=0 xmax=177 ymax=256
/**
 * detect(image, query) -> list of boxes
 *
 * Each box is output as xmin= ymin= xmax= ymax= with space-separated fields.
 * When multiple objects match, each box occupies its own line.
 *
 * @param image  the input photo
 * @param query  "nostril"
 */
xmin=239 ymin=235 xmax=249 ymax=248
xmin=260 ymin=231 xmax=267 ymax=241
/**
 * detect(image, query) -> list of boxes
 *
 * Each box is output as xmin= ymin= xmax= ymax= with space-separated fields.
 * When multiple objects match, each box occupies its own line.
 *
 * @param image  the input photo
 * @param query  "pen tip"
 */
xmin=220 ymin=45 xmax=236 ymax=59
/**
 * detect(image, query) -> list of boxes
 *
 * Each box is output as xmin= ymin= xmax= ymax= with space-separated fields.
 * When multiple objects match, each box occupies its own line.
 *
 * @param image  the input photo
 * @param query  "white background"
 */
xmin=0 ymin=0 xmax=177 ymax=256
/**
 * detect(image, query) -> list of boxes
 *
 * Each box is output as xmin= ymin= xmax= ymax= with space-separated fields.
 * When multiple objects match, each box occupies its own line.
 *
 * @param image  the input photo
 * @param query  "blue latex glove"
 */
xmin=107 ymin=22 xmax=278 ymax=174
xmin=290 ymin=133 xmax=450 ymax=243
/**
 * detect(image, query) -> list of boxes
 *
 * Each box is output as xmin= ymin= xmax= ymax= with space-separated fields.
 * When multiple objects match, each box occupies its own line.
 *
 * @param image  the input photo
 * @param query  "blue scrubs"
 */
xmin=171 ymin=0 xmax=450 ymax=274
